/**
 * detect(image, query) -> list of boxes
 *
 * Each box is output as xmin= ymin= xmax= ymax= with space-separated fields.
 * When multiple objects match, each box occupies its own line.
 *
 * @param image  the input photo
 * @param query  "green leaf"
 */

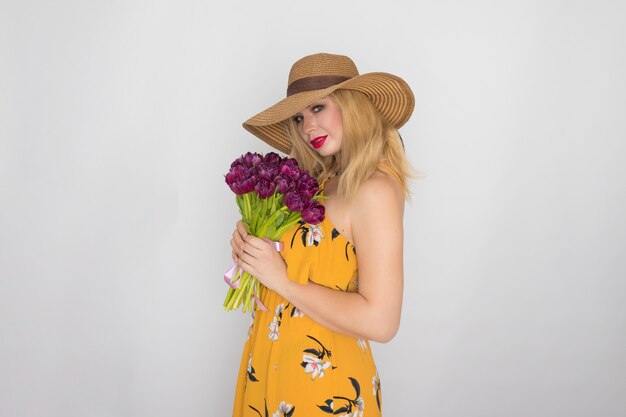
xmin=274 ymin=211 xmax=286 ymax=228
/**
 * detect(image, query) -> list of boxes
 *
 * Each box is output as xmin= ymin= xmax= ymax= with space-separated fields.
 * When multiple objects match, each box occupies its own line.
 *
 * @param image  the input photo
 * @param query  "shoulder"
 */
xmin=353 ymin=169 xmax=404 ymax=212
xmin=350 ymin=169 xmax=404 ymax=237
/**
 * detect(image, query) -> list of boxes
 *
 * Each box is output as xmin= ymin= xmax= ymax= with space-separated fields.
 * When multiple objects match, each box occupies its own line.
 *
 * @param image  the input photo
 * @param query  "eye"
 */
xmin=293 ymin=114 xmax=303 ymax=123
xmin=312 ymin=104 xmax=324 ymax=113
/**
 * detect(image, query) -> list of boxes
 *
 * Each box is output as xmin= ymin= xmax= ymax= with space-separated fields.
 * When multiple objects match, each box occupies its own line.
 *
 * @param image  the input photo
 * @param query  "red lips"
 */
xmin=310 ymin=135 xmax=328 ymax=149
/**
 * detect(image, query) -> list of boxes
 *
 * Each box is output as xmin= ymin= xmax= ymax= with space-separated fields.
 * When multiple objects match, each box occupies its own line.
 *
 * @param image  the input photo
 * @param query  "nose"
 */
xmin=301 ymin=114 xmax=317 ymax=136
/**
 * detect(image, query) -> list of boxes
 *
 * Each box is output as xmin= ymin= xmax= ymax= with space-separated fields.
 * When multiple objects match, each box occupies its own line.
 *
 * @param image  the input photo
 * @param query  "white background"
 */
xmin=1 ymin=1 xmax=625 ymax=416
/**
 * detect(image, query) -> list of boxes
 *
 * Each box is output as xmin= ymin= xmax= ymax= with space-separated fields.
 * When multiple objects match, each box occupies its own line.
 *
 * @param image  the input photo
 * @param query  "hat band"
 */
xmin=287 ymin=75 xmax=351 ymax=96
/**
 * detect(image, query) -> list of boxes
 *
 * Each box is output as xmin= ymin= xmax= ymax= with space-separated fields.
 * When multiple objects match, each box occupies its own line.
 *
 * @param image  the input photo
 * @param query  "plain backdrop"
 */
xmin=1 ymin=1 xmax=625 ymax=416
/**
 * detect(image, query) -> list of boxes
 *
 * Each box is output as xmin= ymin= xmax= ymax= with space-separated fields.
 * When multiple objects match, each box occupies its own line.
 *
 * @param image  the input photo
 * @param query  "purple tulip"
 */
xmin=301 ymin=200 xmax=325 ymax=224
xmin=232 ymin=152 xmax=255 ymax=168
xmin=242 ymin=152 xmax=262 ymax=168
xmin=275 ymin=176 xmax=295 ymax=194
xmin=225 ymin=160 xmax=260 ymax=195
xmin=230 ymin=184 xmax=244 ymax=195
xmin=279 ymin=158 xmax=301 ymax=180
xmin=225 ymin=172 xmax=237 ymax=188
xmin=255 ymin=179 xmax=275 ymax=199
xmin=257 ymin=166 xmax=272 ymax=181
xmin=258 ymin=162 xmax=280 ymax=181
xmin=296 ymin=172 xmax=319 ymax=200
xmin=240 ymin=177 xmax=256 ymax=194
xmin=263 ymin=152 xmax=282 ymax=166
xmin=230 ymin=177 xmax=256 ymax=195
xmin=225 ymin=165 xmax=246 ymax=186
xmin=284 ymin=190 xmax=306 ymax=212
xmin=230 ymin=158 xmax=242 ymax=169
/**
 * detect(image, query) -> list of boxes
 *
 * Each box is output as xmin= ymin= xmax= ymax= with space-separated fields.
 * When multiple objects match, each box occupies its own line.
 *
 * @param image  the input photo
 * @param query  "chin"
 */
xmin=317 ymin=147 xmax=340 ymax=157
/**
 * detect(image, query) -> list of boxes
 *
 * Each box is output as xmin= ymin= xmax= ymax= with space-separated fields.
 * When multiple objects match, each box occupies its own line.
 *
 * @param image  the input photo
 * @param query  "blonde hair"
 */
xmin=286 ymin=89 xmax=414 ymax=200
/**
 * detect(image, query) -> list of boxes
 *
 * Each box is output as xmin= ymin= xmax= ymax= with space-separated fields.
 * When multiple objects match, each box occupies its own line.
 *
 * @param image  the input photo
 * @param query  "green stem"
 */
xmin=223 ymin=287 xmax=234 ymax=309
xmin=231 ymin=272 xmax=251 ymax=309
xmin=273 ymin=214 xmax=304 ymax=239
xmin=257 ymin=206 xmax=289 ymax=237
xmin=243 ymin=193 xmax=252 ymax=221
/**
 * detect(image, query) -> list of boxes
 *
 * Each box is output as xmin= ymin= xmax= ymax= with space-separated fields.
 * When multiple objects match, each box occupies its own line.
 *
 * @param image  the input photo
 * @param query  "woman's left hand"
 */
xmin=236 ymin=234 xmax=289 ymax=294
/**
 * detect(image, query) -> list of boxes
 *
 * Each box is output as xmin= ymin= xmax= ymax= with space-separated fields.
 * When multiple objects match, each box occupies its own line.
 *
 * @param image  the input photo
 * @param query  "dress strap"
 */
xmin=319 ymin=171 xmax=340 ymax=189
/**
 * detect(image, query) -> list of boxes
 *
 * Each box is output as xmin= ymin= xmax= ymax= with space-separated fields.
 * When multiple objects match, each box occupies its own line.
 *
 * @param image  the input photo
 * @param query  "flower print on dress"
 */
xmin=249 ymin=400 xmax=295 ymax=417
xmin=268 ymin=317 xmax=280 ymax=341
xmin=344 ymin=242 xmax=356 ymax=262
xmin=357 ymin=338 xmax=368 ymax=351
xmin=372 ymin=372 xmax=382 ymax=411
xmin=301 ymin=335 xmax=334 ymax=380
xmin=247 ymin=355 xmax=259 ymax=382
xmin=330 ymin=227 xmax=356 ymax=262
xmin=290 ymin=220 xmax=325 ymax=249
xmin=276 ymin=301 xmax=304 ymax=319
xmin=302 ymin=354 xmax=332 ymax=380
xmin=353 ymin=396 xmax=365 ymax=417
xmin=268 ymin=303 xmax=285 ymax=341
xmin=274 ymin=303 xmax=284 ymax=317
xmin=272 ymin=401 xmax=295 ymax=417
xmin=317 ymin=377 xmax=364 ymax=416
xmin=289 ymin=304 xmax=304 ymax=318
xmin=306 ymin=224 xmax=324 ymax=246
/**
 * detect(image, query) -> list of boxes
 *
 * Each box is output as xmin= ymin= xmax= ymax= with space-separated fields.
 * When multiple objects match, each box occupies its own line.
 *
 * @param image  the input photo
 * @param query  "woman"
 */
xmin=229 ymin=53 xmax=414 ymax=417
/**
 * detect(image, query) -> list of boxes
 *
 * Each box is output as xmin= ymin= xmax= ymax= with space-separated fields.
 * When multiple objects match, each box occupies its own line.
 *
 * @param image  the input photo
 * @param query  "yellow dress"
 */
xmin=231 ymin=179 xmax=384 ymax=417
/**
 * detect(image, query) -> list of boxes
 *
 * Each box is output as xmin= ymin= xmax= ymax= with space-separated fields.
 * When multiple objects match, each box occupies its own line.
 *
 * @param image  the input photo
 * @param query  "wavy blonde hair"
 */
xmin=286 ymin=89 xmax=414 ymax=200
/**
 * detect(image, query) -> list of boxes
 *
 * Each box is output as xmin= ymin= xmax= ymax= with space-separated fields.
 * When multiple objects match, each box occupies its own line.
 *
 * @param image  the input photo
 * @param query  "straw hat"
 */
xmin=243 ymin=53 xmax=415 ymax=154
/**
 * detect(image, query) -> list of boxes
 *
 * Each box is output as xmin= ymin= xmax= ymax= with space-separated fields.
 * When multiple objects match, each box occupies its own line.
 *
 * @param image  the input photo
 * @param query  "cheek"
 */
xmin=332 ymin=115 xmax=343 ymax=138
xmin=327 ymin=106 xmax=342 ymax=129
xmin=297 ymin=125 xmax=307 ymax=141
xmin=293 ymin=122 xmax=303 ymax=137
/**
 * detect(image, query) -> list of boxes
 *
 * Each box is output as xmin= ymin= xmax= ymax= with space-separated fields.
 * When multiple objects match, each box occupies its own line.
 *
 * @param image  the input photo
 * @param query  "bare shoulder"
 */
xmin=352 ymin=169 xmax=404 ymax=215
xmin=350 ymin=169 xmax=404 ymax=243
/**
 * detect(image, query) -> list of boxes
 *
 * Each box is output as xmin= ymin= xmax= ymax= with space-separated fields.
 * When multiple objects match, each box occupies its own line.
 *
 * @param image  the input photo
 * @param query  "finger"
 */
xmin=230 ymin=241 xmax=242 ymax=261
xmin=237 ymin=252 xmax=256 ymax=273
xmin=237 ymin=220 xmax=248 ymax=238
xmin=261 ymin=238 xmax=278 ymax=248
xmin=232 ymin=229 xmax=244 ymax=245
xmin=231 ymin=235 xmax=244 ymax=252
xmin=243 ymin=234 xmax=270 ymax=250
xmin=231 ymin=231 xmax=245 ymax=255
xmin=236 ymin=258 xmax=251 ymax=275
xmin=241 ymin=242 xmax=264 ymax=259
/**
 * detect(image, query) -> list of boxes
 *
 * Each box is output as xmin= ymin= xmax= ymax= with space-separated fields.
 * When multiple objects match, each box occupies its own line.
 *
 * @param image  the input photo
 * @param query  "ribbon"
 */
xmin=253 ymin=295 xmax=268 ymax=313
xmin=223 ymin=239 xmax=284 ymax=312
xmin=223 ymin=263 xmax=242 ymax=289
xmin=269 ymin=240 xmax=284 ymax=252
xmin=287 ymin=75 xmax=351 ymax=96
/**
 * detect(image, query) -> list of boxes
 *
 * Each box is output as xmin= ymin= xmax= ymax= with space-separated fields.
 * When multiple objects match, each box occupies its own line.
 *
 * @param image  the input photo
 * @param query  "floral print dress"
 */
xmin=231 ymin=181 xmax=383 ymax=417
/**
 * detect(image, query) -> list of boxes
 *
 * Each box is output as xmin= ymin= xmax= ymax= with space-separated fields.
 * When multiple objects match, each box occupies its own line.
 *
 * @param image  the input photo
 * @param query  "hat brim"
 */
xmin=242 ymin=72 xmax=414 ymax=154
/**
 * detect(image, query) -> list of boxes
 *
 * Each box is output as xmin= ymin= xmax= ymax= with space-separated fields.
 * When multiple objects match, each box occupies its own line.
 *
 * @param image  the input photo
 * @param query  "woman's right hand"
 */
xmin=230 ymin=220 xmax=249 ymax=264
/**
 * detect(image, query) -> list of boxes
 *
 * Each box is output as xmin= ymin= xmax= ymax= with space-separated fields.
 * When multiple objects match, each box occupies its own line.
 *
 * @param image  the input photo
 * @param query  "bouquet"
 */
xmin=223 ymin=152 xmax=325 ymax=313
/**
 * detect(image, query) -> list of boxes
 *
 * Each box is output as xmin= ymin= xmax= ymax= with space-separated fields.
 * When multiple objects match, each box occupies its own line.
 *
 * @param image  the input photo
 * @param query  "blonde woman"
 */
xmin=229 ymin=53 xmax=414 ymax=417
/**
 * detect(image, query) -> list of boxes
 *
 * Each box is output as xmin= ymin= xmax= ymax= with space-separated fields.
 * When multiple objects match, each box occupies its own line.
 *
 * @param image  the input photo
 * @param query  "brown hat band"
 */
xmin=286 ymin=75 xmax=351 ymax=96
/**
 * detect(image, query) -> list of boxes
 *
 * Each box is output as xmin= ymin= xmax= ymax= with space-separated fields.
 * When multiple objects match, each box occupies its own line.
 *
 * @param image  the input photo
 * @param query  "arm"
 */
xmin=233 ymin=175 xmax=405 ymax=342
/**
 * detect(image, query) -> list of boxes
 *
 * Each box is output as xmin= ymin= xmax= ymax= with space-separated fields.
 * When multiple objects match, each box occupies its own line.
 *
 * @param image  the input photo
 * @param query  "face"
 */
xmin=293 ymin=96 xmax=343 ymax=157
